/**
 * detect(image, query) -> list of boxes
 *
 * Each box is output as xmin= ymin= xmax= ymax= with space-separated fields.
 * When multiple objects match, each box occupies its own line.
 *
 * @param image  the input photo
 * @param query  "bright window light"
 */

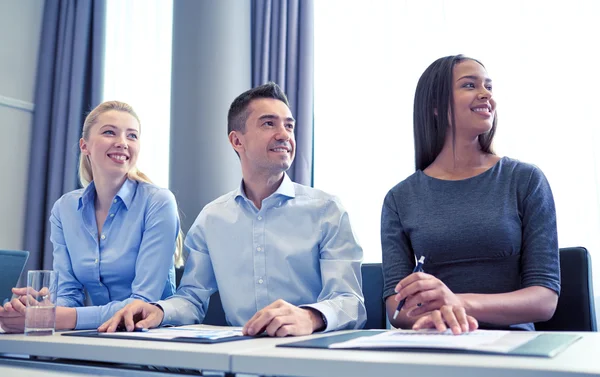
xmin=103 ymin=0 xmax=173 ymax=188
xmin=314 ymin=0 xmax=600 ymax=283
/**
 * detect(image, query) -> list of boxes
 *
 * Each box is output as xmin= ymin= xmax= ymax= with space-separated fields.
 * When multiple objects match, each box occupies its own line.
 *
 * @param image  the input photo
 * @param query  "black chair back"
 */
xmin=361 ymin=263 xmax=386 ymax=329
xmin=175 ymin=267 xmax=228 ymax=326
xmin=535 ymin=247 xmax=597 ymax=331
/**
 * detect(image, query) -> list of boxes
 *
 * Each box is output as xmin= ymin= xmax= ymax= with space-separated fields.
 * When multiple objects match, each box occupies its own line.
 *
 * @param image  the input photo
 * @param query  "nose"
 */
xmin=274 ymin=123 xmax=291 ymax=141
xmin=478 ymin=87 xmax=492 ymax=100
xmin=115 ymin=135 xmax=129 ymax=149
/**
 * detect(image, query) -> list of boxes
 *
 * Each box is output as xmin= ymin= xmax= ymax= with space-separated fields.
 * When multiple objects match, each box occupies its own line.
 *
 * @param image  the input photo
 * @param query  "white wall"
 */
xmin=0 ymin=0 xmax=44 ymax=250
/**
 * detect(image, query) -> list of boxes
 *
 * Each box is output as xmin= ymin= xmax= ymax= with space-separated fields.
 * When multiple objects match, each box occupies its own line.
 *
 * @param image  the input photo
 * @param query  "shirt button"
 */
xmin=258 ymin=278 xmax=264 ymax=284
xmin=257 ymin=216 xmax=262 ymax=220
xmin=94 ymin=258 xmax=98 ymax=264
xmin=99 ymin=282 xmax=102 ymax=286
xmin=256 ymin=246 xmax=262 ymax=252
xmin=113 ymin=199 xmax=117 ymax=203
xmin=110 ymin=213 xmax=115 ymax=218
xmin=101 ymin=234 xmax=106 ymax=240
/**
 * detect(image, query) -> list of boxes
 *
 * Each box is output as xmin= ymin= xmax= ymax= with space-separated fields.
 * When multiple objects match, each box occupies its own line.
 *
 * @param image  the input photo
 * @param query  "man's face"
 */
xmin=230 ymin=98 xmax=296 ymax=176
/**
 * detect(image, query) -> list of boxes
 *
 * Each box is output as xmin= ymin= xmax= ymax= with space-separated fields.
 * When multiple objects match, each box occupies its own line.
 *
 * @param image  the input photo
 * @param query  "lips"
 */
xmin=107 ymin=153 xmax=129 ymax=164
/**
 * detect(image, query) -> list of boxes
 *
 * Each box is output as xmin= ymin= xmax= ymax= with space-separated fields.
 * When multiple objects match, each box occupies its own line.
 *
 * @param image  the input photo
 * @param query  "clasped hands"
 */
xmin=0 ymin=287 xmax=51 ymax=333
xmin=98 ymin=298 xmax=324 ymax=337
xmin=394 ymin=272 xmax=478 ymax=334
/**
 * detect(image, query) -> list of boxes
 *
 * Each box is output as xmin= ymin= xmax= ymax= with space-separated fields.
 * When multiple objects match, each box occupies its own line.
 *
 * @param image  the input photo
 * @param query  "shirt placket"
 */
xmin=96 ymin=198 xmax=120 ymax=297
xmin=253 ymin=206 xmax=269 ymax=311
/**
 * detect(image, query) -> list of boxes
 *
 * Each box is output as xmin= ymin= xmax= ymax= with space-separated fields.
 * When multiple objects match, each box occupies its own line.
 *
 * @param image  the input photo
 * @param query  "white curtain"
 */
xmin=314 ymin=0 xmax=600 ymax=289
xmin=103 ymin=0 xmax=173 ymax=188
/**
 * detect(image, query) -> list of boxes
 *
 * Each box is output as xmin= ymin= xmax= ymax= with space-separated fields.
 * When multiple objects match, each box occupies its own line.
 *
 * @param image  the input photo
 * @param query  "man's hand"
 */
xmin=242 ymin=299 xmax=325 ymax=337
xmin=412 ymin=304 xmax=478 ymax=335
xmin=98 ymin=300 xmax=164 ymax=332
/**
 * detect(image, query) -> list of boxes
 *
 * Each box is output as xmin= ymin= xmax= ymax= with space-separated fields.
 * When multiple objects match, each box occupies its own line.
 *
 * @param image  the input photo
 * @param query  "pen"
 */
xmin=393 ymin=256 xmax=425 ymax=320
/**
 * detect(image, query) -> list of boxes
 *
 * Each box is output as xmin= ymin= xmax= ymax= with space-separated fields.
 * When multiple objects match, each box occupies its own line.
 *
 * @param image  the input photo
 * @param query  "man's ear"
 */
xmin=229 ymin=131 xmax=243 ymax=153
xmin=79 ymin=138 xmax=90 ymax=155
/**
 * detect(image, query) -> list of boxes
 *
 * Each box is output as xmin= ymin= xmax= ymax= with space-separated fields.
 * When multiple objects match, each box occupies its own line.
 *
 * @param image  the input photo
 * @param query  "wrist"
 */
xmin=56 ymin=307 xmax=77 ymax=330
xmin=306 ymin=308 xmax=326 ymax=332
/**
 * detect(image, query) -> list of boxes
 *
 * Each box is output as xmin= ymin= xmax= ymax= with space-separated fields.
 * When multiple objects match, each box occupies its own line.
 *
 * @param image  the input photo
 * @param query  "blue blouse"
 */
xmin=50 ymin=179 xmax=178 ymax=329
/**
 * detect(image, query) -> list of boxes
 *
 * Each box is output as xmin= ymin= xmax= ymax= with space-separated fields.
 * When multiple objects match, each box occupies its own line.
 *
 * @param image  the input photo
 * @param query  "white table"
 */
xmin=2 ymin=328 xmax=599 ymax=377
xmin=230 ymin=331 xmax=600 ymax=377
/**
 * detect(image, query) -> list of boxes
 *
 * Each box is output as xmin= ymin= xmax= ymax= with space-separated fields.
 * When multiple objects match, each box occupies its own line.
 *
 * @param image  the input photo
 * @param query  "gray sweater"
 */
xmin=381 ymin=157 xmax=560 ymax=330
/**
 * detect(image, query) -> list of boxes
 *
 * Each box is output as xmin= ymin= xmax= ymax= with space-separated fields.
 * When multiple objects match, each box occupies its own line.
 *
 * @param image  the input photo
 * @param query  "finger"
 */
xmin=10 ymin=298 xmax=27 ymax=315
xmin=265 ymin=315 xmax=296 ymax=337
xmin=453 ymin=306 xmax=469 ymax=333
xmin=396 ymin=278 xmax=438 ymax=302
xmin=412 ymin=313 xmax=433 ymax=330
xmin=430 ymin=310 xmax=448 ymax=332
xmin=440 ymin=306 xmax=461 ymax=334
xmin=467 ymin=316 xmax=479 ymax=331
xmin=105 ymin=314 xmax=125 ymax=333
xmin=135 ymin=307 xmax=162 ymax=329
xmin=11 ymin=287 xmax=28 ymax=296
xmin=275 ymin=324 xmax=296 ymax=337
xmin=245 ymin=308 xmax=286 ymax=336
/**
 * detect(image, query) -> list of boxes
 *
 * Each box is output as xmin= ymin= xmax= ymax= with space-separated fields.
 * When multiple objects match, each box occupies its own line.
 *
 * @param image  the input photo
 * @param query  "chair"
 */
xmin=174 ymin=267 xmax=228 ymax=326
xmin=361 ymin=263 xmax=387 ymax=329
xmin=535 ymin=247 xmax=597 ymax=331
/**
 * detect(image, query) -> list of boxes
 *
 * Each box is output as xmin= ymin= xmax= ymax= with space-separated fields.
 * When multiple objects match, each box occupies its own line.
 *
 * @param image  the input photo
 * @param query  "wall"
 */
xmin=0 ymin=0 xmax=44 ymax=250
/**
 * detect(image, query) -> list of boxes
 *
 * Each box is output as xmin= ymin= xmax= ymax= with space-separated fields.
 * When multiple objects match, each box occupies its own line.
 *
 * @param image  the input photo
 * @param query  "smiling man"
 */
xmin=100 ymin=82 xmax=366 ymax=337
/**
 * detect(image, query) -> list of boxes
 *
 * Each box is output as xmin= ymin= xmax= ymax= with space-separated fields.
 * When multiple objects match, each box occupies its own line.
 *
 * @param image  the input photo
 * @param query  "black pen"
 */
xmin=393 ymin=256 xmax=425 ymax=320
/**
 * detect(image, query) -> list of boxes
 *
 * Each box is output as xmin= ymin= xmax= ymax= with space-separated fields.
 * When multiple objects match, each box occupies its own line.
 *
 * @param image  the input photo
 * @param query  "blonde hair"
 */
xmin=79 ymin=101 xmax=185 ymax=267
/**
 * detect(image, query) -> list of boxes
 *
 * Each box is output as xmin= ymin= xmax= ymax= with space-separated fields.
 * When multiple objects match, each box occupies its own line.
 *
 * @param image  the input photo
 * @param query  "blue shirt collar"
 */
xmin=77 ymin=179 xmax=138 ymax=210
xmin=235 ymin=173 xmax=296 ymax=203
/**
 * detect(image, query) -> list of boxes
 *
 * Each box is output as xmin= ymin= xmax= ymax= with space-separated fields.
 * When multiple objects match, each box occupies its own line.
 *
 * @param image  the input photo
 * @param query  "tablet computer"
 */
xmin=0 ymin=249 xmax=29 ymax=304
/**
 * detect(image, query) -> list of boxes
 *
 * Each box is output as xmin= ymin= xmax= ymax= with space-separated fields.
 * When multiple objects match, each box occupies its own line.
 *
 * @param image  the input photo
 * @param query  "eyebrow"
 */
xmin=258 ymin=114 xmax=296 ymax=123
xmin=457 ymin=75 xmax=492 ymax=83
xmin=101 ymin=124 xmax=139 ymax=133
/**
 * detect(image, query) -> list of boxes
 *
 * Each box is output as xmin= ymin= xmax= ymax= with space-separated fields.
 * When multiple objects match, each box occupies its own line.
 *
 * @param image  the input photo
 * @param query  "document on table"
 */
xmin=329 ymin=329 xmax=538 ymax=353
xmin=100 ymin=326 xmax=244 ymax=340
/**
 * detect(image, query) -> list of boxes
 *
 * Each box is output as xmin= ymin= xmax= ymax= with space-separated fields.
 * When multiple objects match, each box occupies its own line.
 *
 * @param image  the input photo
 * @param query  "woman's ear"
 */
xmin=79 ymin=138 xmax=90 ymax=155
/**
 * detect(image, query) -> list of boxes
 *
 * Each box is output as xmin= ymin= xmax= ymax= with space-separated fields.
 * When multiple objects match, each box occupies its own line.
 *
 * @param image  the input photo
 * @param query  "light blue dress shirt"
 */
xmin=51 ymin=179 xmax=178 ymax=329
xmin=158 ymin=174 xmax=366 ymax=331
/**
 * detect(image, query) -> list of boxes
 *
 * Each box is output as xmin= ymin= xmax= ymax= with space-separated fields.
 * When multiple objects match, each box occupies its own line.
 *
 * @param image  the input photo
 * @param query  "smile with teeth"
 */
xmin=108 ymin=154 xmax=128 ymax=162
xmin=271 ymin=148 xmax=289 ymax=153
xmin=472 ymin=107 xmax=491 ymax=113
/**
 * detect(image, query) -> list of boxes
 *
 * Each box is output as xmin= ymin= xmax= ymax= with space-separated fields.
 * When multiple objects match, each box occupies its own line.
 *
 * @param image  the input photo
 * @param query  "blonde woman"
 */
xmin=0 ymin=101 xmax=183 ymax=332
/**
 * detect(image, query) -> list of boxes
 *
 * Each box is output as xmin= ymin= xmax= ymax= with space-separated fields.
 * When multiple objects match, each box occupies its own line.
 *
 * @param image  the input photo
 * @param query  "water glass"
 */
xmin=24 ymin=270 xmax=58 ymax=336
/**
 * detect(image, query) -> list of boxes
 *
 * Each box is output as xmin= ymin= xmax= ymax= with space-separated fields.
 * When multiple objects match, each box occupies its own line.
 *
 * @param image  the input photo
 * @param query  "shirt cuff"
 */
xmin=155 ymin=299 xmax=176 ymax=326
xmin=300 ymin=303 xmax=337 ymax=332
xmin=75 ymin=306 xmax=101 ymax=330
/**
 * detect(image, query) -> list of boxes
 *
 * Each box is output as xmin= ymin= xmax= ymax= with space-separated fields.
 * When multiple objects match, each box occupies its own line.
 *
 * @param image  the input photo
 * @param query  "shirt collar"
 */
xmin=234 ymin=173 xmax=296 ymax=203
xmin=77 ymin=179 xmax=137 ymax=210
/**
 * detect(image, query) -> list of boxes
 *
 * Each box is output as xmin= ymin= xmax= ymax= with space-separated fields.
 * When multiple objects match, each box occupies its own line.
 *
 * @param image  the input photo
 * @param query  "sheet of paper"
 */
xmin=99 ymin=327 xmax=244 ymax=340
xmin=329 ymin=329 xmax=538 ymax=353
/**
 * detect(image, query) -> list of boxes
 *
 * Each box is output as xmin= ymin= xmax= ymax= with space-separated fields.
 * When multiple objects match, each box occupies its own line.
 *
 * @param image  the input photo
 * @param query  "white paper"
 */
xmin=329 ymin=329 xmax=538 ymax=353
xmin=100 ymin=327 xmax=244 ymax=340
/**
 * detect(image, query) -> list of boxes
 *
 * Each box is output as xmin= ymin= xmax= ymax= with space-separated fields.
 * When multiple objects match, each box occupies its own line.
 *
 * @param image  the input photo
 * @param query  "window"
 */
xmin=103 ymin=0 xmax=173 ymax=188
xmin=314 ymin=0 xmax=600 ymax=277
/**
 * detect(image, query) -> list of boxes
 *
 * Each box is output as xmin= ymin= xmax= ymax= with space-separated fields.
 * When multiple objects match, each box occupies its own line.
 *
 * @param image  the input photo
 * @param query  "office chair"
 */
xmin=361 ymin=263 xmax=387 ymax=329
xmin=174 ymin=267 xmax=228 ymax=326
xmin=535 ymin=246 xmax=597 ymax=331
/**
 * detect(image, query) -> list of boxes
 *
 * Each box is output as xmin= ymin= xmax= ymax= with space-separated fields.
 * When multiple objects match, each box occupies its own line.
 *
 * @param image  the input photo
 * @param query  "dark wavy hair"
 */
xmin=413 ymin=54 xmax=497 ymax=171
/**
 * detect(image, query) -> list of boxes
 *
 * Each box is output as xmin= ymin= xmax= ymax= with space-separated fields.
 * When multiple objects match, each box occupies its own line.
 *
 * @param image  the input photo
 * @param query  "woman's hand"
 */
xmin=412 ymin=305 xmax=479 ymax=334
xmin=394 ymin=272 xmax=464 ymax=317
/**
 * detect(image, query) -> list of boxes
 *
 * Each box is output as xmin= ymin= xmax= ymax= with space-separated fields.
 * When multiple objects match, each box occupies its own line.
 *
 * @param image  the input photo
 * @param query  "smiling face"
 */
xmin=80 ymin=110 xmax=140 ymax=182
xmin=229 ymin=98 xmax=296 ymax=178
xmin=451 ymin=59 xmax=496 ymax=138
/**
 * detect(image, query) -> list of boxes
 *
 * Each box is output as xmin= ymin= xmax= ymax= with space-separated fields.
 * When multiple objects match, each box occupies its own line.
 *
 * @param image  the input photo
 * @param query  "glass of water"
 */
xmin=24 ymin=270 xmax=58 ymax=336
